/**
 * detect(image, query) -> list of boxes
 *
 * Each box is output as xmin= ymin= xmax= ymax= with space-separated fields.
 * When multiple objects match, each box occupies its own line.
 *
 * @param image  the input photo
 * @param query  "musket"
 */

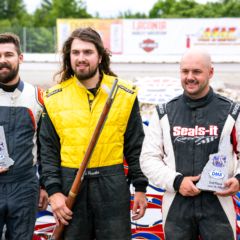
xmin=50 ymin=79 xmax=119 ymax=240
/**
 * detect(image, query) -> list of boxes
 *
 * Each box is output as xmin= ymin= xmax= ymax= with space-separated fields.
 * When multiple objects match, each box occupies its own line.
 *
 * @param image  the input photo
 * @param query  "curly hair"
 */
xmin=56 ymin=27 xmax=117 ymax=82
xmin=0 ymin=32 xmax=21 ymax=55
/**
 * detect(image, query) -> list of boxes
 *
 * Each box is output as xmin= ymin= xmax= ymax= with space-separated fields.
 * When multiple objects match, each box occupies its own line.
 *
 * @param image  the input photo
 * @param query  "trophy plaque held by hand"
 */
xmin=196 ymin=153 xmax=228 ymax=192
xmin=0 ymin=126 xmax=14 ymax=169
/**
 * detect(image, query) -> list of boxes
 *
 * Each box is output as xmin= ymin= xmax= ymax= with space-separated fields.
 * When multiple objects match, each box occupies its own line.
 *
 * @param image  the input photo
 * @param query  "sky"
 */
xmin=23 ymin=0 xmax=211 ymax=17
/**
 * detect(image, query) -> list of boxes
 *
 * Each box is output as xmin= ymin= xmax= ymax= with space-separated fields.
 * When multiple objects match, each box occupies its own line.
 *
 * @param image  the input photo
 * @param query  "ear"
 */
xmin=99 ymin=55 xmax=102 ymax=64
xmin=209 ymin=66 xmax=214 ymax=79
xmin=19 ymin=53 xmax=23 ymax=64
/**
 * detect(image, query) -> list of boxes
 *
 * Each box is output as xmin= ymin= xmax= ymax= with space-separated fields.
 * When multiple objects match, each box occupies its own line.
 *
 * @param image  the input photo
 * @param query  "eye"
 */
xmin=193 ymin=70 xmax=202 ymax=75
xmin=5 ymin=52 xmax=15 ymax=57
xmin=71 ymin=50 xmax=79 ymax=56
xmin=181 ymin=69 xmax=189 ymax=74
xmin=84 ymin=50 xmax=93 ymax=55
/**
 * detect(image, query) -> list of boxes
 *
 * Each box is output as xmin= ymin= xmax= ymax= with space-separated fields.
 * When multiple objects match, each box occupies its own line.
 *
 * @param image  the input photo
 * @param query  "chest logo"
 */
xmin=173 ymin=125 xmax=218 ymax=137
xmin=209 ymin=170 xmax=224 ymax=179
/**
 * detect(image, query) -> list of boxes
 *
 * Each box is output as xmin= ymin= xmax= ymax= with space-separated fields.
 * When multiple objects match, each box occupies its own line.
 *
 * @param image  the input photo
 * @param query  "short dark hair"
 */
xmin=0 ymin=32 xmax=21 ymax=55
xmin=56 ymin=27 xmax=117 ymax=82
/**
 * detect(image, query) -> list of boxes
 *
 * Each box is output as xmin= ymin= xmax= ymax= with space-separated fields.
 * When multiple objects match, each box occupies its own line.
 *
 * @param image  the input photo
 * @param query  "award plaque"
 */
xmin=196 ymin=152 xmax=228 ymax=192
xmin=0 ymin=126 xmax=14 ymax=168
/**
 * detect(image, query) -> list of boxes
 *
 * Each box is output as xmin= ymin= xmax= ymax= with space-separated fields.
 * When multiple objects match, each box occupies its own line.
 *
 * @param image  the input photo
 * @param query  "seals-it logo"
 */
xmin=140 ymin=39 xmax=158 ymax=52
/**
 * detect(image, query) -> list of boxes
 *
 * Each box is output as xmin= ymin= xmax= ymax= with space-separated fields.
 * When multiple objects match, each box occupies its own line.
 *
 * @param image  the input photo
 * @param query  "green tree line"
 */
xmin=0 ymin=0 xmax=239 ymax=52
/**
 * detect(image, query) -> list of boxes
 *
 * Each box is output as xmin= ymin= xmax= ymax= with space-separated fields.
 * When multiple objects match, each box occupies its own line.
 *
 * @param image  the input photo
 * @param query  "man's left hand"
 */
xmin=215 ymin=177 xmax=240 ymax=196
xmin=131 ymin=192 xmax=147 ymax=221
xmin=38 ymin=188 xmax=48 ymax=211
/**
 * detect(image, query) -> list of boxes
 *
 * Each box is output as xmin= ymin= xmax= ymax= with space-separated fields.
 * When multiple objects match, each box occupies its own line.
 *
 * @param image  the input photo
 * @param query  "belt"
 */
xmin=61 ymin=164 xmax=125 ymax=178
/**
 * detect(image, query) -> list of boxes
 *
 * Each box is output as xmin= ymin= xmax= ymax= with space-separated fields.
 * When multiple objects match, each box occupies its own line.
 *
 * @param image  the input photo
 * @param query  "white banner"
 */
xmin=57 ymin=18 xmax=240 ymax=62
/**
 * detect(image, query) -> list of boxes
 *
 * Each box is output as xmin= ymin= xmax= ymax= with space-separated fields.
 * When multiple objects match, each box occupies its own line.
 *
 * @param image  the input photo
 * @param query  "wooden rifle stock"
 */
xmin=50 ymin=79 xmax=118 ymax=240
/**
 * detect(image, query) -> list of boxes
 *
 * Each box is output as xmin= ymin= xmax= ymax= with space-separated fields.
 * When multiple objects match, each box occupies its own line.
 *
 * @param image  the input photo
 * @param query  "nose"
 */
xmin=186 ymin=71 xmax=193 ymax=80
xmin=0 ymin=55 xmax=7 ymax=62
xmin=77 ymin=52 xmax=85 ymax=62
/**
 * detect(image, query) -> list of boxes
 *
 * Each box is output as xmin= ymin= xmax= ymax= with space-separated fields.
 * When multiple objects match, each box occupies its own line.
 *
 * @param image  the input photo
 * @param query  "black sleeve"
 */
xmin=235 ymin=174 xmax=240 ymax=188
xmin=124 ymin=98 xmax=148 ymax=192
xmin=37 ymin=116 xmax=45 ymax=188
xmin=39 ymin=106 xmax=62 ymax=196
xmin=173 ymin=175 xmax=184 ymax=191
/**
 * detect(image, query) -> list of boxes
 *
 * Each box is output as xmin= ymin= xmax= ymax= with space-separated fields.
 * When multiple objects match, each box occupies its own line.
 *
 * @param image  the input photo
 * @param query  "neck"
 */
xmin=1 ymin=76 xmax=20 ymax=86
xmin=0 ymin=78 xmax=20 ymax=92
xmin=79 ymin=71 xmax=101 ymax=89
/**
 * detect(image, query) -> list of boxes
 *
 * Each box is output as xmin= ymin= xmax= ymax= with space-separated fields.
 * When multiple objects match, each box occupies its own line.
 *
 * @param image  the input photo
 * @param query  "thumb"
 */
xmin=132 ymin=201 xmax=138 ymax=213
xmin=191 ymin=175 xmax=201 ymax=182
xmin=224 ymin=179 xmax=232 ymax=187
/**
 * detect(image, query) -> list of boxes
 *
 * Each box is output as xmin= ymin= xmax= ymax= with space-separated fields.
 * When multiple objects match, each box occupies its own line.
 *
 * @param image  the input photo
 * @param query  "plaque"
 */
xmin=0 ymin=126 xmax=14 ymax=169
xmin=196 ymin=153 xmax=228 ymax=192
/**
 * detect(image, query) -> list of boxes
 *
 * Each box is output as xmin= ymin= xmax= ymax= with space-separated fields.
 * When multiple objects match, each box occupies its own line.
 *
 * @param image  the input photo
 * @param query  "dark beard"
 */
xmin=0 ymin=63 xmax=19 ymax=84
xmin=75 ymin=66 xmax=98 ymax=81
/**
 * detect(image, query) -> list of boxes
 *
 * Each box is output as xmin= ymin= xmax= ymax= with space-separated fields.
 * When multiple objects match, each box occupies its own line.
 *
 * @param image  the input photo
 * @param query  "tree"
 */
xmin=0 ymin=0 xmax=30 ymax=25
xmin=219 ymin=0 xmax=240 ymax=17
xmin=33 ymin=0 xmax=92 ymax=27
xmin=25 ymin=27 xmax=56 ymax=52
xmin=149 ymin=0 xmax=178 ymax=18
xmin=149 ymin=0 xmax=240 ymax=18
xmin=118 ymin=10 xmax=147 ymax=19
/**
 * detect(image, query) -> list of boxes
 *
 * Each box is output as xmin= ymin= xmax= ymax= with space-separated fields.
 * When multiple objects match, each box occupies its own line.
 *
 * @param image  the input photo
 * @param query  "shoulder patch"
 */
xmin=156 ymin=104 xmax=167 ymax=119
xmin=118 ymin=84 xmax=135 ymax=94
xmin=229 ymin=102 xmax=240 ymax=120
xmin=46 ymin=88 xmax=62 ymax=98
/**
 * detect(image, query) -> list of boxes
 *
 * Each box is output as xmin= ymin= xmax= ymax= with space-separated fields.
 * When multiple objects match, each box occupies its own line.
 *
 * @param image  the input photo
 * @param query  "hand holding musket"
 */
xmin=50 ymin=79 xmax=119 ymax=240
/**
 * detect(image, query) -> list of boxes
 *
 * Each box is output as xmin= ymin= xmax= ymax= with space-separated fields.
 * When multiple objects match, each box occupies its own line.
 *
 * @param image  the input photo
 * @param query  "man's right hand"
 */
xmin=0 ymin=167 xmax=8 ymax=173
xmin=179 ymin=175 xmax=201 ymax=197
xmin=49 ymin=192 xmax=73 ymax=226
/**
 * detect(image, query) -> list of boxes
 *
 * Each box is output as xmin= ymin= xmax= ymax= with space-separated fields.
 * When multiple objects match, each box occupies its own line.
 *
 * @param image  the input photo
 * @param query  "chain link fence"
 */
xmin=0 ymin=27 xmax=57 ymax=53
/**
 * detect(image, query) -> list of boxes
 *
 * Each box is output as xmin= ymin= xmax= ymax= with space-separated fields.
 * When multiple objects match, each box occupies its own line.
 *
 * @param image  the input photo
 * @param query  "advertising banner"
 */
xmin=57 ymin=18 xmax=240 ymax=62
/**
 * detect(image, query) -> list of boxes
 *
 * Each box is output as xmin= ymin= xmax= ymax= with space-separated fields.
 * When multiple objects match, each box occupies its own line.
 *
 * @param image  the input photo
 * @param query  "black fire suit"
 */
xmin=140 ymin=88 xmax=240 ymax=240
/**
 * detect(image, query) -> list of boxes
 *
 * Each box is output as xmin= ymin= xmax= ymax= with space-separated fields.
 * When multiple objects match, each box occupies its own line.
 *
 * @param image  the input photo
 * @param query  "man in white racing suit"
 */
xmin=0 ymin=33 xmax=48 ymax=240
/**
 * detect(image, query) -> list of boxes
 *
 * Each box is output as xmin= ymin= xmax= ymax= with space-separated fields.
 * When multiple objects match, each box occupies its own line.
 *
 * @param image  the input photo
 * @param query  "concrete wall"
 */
xmin=19 ymin=54 xmax=240 ymax=90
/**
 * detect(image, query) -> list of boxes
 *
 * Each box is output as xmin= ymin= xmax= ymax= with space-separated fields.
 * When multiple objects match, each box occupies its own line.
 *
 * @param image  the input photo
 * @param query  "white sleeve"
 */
xmin=140 ymin=108 xmax=180 ymax=192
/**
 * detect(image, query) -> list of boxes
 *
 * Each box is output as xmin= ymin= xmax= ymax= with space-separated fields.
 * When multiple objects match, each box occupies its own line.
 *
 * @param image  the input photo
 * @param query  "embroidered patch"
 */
xmin=46 ymin=88 xmax=62 ymax=97
xmin=118 ymin=85 xmax=135 ymax=94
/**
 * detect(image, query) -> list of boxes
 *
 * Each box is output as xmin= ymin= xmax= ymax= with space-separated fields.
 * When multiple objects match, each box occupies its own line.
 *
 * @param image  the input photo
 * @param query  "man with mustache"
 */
xmin=0 ymin=33 xmax=48 ymax=240
xmin=40 ymin=27 xmax=148 ymax=240
xmin=140 ymin=48 xmax=240 ymax=240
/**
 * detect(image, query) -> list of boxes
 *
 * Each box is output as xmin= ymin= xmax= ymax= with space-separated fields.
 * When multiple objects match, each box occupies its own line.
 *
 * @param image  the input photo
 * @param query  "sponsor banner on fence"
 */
xmin=57 ymin=18 xmax=240 ymax=62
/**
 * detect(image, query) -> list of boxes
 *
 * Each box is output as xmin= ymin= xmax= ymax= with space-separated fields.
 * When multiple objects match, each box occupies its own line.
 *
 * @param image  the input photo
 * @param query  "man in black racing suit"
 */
xmin=140 ymin=48 xmax=240 ymax=240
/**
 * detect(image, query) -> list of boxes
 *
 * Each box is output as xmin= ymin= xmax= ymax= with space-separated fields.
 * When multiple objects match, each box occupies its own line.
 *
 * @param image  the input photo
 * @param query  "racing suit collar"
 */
xmin=0 ymin=78 xmax=21 ymax=92
xmin=183 ymin=87 xmax=214 ymax=109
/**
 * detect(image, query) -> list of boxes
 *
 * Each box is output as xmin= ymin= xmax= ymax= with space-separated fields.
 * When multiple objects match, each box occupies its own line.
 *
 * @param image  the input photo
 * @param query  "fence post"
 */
xmin=23 ymin=27 xmax=27 ymax=53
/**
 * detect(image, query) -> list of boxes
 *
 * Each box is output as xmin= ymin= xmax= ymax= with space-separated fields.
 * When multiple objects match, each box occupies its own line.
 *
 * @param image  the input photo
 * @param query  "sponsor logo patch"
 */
xmin=173 ymin=125 xmax=218 ymax=137
xmin=209 ymin=170 xmax=224 ymax=179
xmin=46 ymin=88 xmax=62 ymax=98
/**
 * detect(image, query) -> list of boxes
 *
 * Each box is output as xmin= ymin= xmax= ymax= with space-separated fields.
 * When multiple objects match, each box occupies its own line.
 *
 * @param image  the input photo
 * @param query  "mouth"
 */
xmin=186 ymin=79 xmax=197 ymax=85
xmin=76 ymin=64 xmax=88 ymax=71
xmin=0 ymin=67 xmax=10 ymax=72
xmin=0 ymin=63 xmax=11 ymax=69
